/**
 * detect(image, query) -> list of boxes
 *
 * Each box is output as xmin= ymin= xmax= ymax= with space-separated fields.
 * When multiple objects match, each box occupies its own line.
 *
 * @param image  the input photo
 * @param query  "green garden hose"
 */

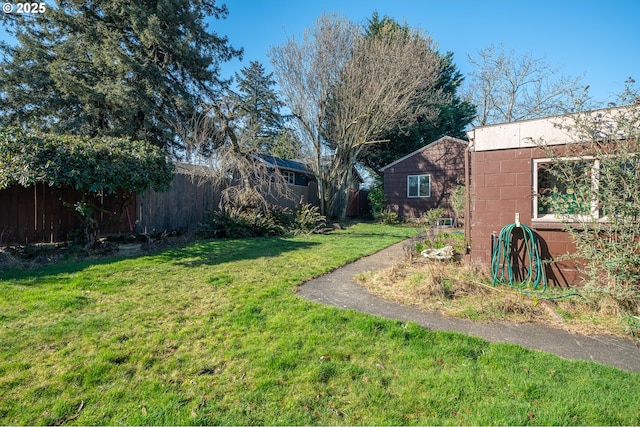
xmin=491 ymin=222 xmax=547 ymax=290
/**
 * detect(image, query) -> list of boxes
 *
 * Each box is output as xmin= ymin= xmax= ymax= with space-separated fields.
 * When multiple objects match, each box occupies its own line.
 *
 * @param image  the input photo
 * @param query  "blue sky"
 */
xmin=1 ymin=0 xmax=638 ymax=104
xmin=212 ymin=0 xmax=640 ymax=104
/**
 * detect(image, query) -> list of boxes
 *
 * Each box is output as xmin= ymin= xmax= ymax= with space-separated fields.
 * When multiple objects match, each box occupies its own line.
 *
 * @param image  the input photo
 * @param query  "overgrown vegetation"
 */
xmin=535 ymin=82 xmax=640 ymax=317
xmin=199 ymin=203 xmax=326 ymax=238
xmin=0 ymin=128 xmax=174 ymax=248
xmin=358 ymin=229 xmax=640 ymax=338
xmin=1 ymin=223 xmax=639 ymax=425
xmin=414 ymin=230 xmax=466 ymax=255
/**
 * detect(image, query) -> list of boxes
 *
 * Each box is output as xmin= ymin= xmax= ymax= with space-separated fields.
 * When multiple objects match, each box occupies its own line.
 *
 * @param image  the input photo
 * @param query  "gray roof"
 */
xmin=253 ymin=153 xmax=313 ymax=175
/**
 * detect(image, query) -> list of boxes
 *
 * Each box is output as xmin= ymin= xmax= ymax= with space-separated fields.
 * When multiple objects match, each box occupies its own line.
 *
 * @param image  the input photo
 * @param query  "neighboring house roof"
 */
xmin=253 ymin=153 xmax=314 ymax=176
xmin=380 ymin=136 xmax=468 ymax=172
xmin=254 ymin=153 xmax=366 ymax=184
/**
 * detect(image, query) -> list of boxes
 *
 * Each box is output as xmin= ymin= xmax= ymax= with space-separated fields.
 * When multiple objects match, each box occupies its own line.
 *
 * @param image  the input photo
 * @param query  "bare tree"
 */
xmin=535 ymin=80 xmax=640 ymax=309
xmin=270 ymin=13 xmax=447 ymax=218
xmin=466 ymin=44 xmax=583 ymax=126
xmin=323 ymin=27 xmax=448 ymax=218
xmin=269 ymin=13 xmax=359 ymax=216
xmin=175 ymin=97 xmax=293 ymax=212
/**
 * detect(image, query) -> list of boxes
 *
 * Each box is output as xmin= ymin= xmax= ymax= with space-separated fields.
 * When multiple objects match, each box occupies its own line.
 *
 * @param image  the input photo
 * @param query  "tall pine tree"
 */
xmin=233 ymin=61 xmax=286 ymax=152
xmin=0 ymin=0 xmax=242 ymax=152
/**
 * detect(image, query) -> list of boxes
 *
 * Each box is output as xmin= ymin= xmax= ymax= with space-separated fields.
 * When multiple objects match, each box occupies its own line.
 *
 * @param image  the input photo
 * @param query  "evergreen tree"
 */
xmin=0 ymin=0 xmax=242 ymax=152
xmin=361 ymin=13 xmax=476 ymax=175
xmin=233 ymin=61 xmax=286 ymax=152
xmin=269 ymin=127 xmax=302 ymax=159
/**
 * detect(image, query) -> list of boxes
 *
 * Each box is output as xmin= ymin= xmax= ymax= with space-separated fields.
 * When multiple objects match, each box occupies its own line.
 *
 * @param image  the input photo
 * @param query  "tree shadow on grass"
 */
xmin=0 ymin=236 xmax=319 ymax=283
xmin=152 ymin=236 xmax=319 ymax=268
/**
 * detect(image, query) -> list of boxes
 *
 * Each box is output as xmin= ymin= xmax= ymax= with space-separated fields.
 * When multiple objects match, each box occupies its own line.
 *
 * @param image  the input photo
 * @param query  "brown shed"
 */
xmin=381 ymin=136 xmax=467 ymax=219
xmin=464 ymin=110 xmax=624 ymax=287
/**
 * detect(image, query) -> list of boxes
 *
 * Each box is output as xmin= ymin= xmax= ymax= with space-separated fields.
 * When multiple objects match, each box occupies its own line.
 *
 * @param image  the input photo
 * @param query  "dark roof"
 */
xmin=253 ymin=153 xmax=313 ymax=175
xmin=254 ymin=153 xmax=364 ymax=183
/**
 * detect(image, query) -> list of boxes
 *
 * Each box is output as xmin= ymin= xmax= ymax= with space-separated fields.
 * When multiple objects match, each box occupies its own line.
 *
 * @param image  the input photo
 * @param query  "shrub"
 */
xmin=422 ymin=208 xmax=445 ymax=228
xmin=536 ymin=82 xmax=640 ymax=311
xmin=202 ymin=207 xmax=282 ymax=238
xmin=292 ymin=203 xmax=326 ymax=235
xmin=368 ymin=179 xmax=386 ymax=217
xmin=374 ymin=208 xmax=400 ymax=225
xmin=0 ymin=127 xmax=174 ymax=249
xmin=200 ymin=203 xmax=326 ymax=238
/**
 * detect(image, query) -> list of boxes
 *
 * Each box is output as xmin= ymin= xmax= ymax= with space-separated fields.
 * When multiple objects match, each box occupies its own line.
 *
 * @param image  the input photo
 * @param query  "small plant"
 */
xmin=292 ymin=203 xmax=326 ymax=235
xmin=374 ymin=208 xmax=400 ymax=225
xmin=623 ymin=315 xmax=640 ymax=337
xmin=422 ymin=208 xmax=445 ymax=228
xmin=73 ymin=201 xmax=100 ymax=249
xmin=450 ymin=183 xmax=466 ymax=225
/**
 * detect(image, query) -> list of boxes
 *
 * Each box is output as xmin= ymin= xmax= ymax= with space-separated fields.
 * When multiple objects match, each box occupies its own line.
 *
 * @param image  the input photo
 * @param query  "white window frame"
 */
xmin=282 ymin=170 xmax=295 ymax=185
xmin=532 ymin=157 xmax=601 ymax=222
xmin=407 ymin=174 xmax=431 ymax=198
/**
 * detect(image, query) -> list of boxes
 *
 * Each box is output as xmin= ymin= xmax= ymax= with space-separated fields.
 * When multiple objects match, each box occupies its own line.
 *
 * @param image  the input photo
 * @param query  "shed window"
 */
xmin=282 ymin=170 xmax=295 ymax=185
xmin=407 ymin=175 xmax=431 ymax=198
xmin=533 ymin=158 xmax=600 ymax=220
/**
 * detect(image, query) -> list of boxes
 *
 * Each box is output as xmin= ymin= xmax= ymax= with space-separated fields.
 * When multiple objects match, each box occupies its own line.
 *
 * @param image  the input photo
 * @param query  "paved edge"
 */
xmin=297 ymin=239 xmax=640 ymax=373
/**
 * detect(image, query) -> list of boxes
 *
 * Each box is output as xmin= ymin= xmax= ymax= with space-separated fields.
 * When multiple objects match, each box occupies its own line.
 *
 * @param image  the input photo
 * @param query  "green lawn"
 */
xmin=1 ymin=223 xmax=639 ymax=425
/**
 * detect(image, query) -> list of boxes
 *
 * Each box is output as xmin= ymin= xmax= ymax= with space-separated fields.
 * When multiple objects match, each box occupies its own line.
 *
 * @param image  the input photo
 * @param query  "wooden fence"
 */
xmin=0 ymin=170 xmax=359 ymax=245
xmin=0 ymin=183 xmax=134 ymax=245
xmin=135 ymin=172 xmax=221 ymax=235
xmin=347 ymin=189 xmax=371 ymax=217
xmin=135 ymin=173 xmax=321 ymax=234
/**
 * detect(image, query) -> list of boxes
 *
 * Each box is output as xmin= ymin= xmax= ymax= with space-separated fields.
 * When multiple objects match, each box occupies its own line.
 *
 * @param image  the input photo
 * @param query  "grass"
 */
xmin=1 ymin=223 xmax=639 ymax=425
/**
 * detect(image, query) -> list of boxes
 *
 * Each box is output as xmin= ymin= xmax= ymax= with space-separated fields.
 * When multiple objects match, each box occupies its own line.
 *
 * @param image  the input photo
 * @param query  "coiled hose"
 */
xmin=491 ymin=222 xmax=547 ymax=290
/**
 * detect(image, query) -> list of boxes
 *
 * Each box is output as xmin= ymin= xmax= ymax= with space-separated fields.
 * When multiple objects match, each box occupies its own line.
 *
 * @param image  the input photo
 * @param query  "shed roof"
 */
xmin=380 ymin=136 xmax=468 ymax=172
xmin=466 ymin=105 xmax=635 ymax=152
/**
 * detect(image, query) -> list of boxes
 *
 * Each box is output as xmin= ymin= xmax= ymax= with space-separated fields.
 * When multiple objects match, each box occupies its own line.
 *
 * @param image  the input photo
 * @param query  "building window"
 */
xmin=533 ymin=158 xmax=600 ymax=220
xmin=407 ymin=175 xmax=431 ymax=198
xmin=282 ymin=170 xmax=295 ymax=185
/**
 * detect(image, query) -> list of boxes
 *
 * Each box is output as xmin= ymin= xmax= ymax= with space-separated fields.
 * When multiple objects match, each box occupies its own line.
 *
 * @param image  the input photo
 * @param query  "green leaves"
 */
xmin=0 ymin=0 xmax=242 ymax=149
xmin=0 ymin=127 xmax=174 ymax=194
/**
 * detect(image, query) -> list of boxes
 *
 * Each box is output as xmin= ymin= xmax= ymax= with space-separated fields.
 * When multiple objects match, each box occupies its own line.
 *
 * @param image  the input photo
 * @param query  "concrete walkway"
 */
xmin=297 ymin=239 xmax=640 ymax=373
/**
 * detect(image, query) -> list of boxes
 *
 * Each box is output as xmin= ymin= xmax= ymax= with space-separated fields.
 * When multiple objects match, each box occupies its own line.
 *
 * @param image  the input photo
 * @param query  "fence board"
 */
xmin=0 ymin=184 xmax=133 ymax=245
xmin=135 ymin=173 xmax=221 ymax=234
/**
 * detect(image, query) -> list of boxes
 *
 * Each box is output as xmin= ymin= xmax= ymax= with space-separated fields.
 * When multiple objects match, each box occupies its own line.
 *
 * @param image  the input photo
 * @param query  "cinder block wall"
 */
xmin=470 ymin=147 xmax=580 ymax=287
